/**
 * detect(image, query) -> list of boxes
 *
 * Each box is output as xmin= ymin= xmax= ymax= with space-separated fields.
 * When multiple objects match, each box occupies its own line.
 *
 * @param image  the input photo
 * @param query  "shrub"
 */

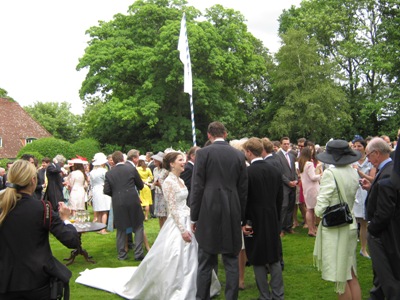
xmin=0 ymin=158 xmax=14 ymax=169
xmin=17 ymin=137 xmax=74 ymax=160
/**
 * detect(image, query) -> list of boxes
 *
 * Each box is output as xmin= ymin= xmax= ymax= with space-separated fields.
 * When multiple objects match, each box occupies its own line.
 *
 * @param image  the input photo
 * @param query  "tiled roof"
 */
xmin=0 ymin=98 xmax=52 ymax=159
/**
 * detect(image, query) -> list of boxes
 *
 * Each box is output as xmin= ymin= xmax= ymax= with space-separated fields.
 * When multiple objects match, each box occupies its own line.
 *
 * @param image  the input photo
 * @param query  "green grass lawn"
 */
xmin=50 ymin=211 xmax=373 ymax=299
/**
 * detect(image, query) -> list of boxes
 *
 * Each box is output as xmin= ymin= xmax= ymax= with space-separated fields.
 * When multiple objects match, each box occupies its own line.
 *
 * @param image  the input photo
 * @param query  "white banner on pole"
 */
xmin=178 ymin=13 xmax=196 ymax=146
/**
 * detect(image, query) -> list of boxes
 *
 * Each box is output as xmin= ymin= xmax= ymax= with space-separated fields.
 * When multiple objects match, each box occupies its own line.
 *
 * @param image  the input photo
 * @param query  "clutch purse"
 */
xmin=321 ymin=171 xmax=353 ymax=227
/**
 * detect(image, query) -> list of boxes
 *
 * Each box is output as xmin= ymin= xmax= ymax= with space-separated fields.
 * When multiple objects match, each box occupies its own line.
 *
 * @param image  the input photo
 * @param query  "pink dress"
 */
xmin=301 ymin=161 xmax=321 ymax=209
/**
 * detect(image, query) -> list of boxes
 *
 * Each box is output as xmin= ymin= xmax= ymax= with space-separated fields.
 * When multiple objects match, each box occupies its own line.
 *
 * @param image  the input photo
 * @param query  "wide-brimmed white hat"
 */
xmin=139 ymin=155 xmax=147 ymax=161
xmin=92 ymin=153 xmax=108 ymax=166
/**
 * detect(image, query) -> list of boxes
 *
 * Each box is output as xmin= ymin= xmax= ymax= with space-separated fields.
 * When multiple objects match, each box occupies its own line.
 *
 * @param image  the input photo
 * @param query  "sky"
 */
xmin=0 ymin=0 xmax=301 ymax=115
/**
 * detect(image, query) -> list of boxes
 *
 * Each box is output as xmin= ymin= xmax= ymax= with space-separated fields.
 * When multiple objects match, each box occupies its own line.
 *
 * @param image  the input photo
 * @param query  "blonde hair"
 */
xmin=0 ymin=160 xmax=36 ymax=225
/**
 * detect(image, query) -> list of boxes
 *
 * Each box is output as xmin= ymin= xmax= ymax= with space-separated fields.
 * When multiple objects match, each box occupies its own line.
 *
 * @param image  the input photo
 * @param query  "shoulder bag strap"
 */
xmin=328 ymin=168 xmax=346 ymax=204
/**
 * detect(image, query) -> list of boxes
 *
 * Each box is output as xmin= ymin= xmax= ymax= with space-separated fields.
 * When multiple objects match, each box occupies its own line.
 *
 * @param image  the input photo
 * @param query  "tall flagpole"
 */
xmin=178 ymin=12 xmax=196 ymax=146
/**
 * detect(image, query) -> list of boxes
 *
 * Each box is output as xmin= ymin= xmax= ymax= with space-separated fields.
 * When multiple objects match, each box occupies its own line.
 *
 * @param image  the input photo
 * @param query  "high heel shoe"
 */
xmin=359 ymin=251 xmax=371 ymax=259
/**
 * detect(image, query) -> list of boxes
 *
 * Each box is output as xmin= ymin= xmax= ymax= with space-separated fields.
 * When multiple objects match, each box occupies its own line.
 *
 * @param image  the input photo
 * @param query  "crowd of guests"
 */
xmin=0 ymin=123 xmax=399 ymax=299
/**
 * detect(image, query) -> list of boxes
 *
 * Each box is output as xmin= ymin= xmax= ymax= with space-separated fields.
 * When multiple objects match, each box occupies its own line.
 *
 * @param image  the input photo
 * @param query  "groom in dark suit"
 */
xmin=275 ymin=137 xmax=298 ymax=236
xmin=190 ymin=121 xmax=248 ymax=300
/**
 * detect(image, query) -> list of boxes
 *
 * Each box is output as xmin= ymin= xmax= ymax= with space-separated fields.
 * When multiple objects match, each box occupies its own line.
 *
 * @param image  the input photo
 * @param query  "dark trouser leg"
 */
xmin=284 ymin=189 xmax=296 ymax=231
xmin=368 ymin=234 xmax=400 ymax=299
xmin=280 ymin=205 xmax=288 ymax=232
xmin=222 ymin=253 xmax=239 ymax=300
xmin=196 ymin=247 xmax=217 ymax=300
xmin=253 ymin=265 xmax=271 ymax=300
xmin=116 ymin=229 xmax=128 ymax=260
xmin=268 ymin=261 xmax=284 ymax=300
xmin=133 ymin=223 xmax=144 ymax=259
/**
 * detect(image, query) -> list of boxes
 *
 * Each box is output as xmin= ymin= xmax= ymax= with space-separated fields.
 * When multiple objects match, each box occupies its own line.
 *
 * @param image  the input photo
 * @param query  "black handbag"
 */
xmin=321 ymin=171 xmax=353 ymax=227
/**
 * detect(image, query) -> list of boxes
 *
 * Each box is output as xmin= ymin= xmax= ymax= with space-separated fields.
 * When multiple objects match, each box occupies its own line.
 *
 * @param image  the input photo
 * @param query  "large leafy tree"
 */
xmin=278 ymin=0 xmax=400 ymax=138
xmin=24 ymin=102 xmax=82 ymax=142
xmin=77 ymin=0 xmax=270 ymax=150
xmin=269 ymin=29 xmax=350 ymax=142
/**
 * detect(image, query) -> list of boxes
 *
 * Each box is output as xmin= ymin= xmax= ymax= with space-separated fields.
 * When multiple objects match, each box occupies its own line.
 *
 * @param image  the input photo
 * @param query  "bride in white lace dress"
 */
xmin=76 ymin=152 xmax=220 ymax=299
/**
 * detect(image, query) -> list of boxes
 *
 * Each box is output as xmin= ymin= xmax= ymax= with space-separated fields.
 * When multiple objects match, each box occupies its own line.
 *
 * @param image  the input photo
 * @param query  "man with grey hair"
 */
xmin=46 ymin=154 xmax=66 ymax=211
xmin=126 ymin=149 xmax=140 ymax=167
xmin=361 ymin=137 xmax=396 ymax=299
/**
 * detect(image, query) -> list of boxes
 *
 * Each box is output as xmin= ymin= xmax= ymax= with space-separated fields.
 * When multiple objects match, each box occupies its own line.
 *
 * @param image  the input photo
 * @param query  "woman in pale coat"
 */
xmin=90 ymin=153 xmax=111 ymax=234
xmin=313 ymin=140 xmax=362 ymax=299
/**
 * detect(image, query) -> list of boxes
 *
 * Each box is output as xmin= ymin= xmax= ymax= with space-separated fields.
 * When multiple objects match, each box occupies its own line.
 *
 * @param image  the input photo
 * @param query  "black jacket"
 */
xmin=46 ymin=163 xmax=64 ymax=210
xmin=0 ymin=193 xmax=79 ymax=293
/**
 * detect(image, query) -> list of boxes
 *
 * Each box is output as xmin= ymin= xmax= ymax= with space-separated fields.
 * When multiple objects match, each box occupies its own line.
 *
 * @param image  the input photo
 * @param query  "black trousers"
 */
xmin=368 ymin=234 xmax=400 ymax=299
xmin=281 ymin=188 xmax=296 ymax=232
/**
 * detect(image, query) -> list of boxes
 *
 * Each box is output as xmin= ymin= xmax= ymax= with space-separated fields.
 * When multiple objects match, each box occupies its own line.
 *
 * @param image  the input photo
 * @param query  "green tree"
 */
xmin=77 ymin=0 xmax=271 ymax=149
xmin=278 ymin=0 xmax=400 ymax=138
xmin=269 ymin=29 xmax=350 ymax=143
xmin=71 ymin=138 xmax=102 ymax=162
xmin=24 ymin=102 xmax=82 ymax=142
xmin=0 ymin=88 xmax=15 ymax=101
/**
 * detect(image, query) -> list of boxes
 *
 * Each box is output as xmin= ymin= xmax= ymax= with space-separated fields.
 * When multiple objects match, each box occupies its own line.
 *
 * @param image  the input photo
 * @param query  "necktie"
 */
xmin=285 ymin=153 xmax=291 ymax=168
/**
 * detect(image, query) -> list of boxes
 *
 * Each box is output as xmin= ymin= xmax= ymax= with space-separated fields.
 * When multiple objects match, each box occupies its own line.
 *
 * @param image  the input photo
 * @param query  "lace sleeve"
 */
xmin=162 ymin=178 xmax=186 ymax=234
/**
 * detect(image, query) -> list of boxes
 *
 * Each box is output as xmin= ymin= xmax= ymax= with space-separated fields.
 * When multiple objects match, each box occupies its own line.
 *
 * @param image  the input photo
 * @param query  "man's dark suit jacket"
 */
xmin=190 ymin=140 xmax=248 ymax=255
xmin=180 ymin=161 xmax=194 ymax=205
xmin=34 ymin=168 xmax=46 ymax=200
xmin=46 ymin=163 xmax=64 ymax=210
xmin=104 ymin=163 xmax=144 ymax=231
xmin=275 ymin=150 xmax=298 ymax=206
xmin=244 ymin=159 xmax=283 ymax=265
xmin=366 ymin=160 xmax=393 ymax=222
xmin=264 ymin=155 xmax=282 ymax=173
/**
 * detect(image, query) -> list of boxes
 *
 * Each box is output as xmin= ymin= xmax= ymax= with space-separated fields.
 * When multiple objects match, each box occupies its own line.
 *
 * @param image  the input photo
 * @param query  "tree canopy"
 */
xmin=269 ymin=29 xmax=350 ymax=142
xmin=279 ymin=0 xmax=400 ymax=140
xmin=77 ymin=0 xmax=271 ymax=150
xmin=24 ymin=102 xmax=82 ymax=143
